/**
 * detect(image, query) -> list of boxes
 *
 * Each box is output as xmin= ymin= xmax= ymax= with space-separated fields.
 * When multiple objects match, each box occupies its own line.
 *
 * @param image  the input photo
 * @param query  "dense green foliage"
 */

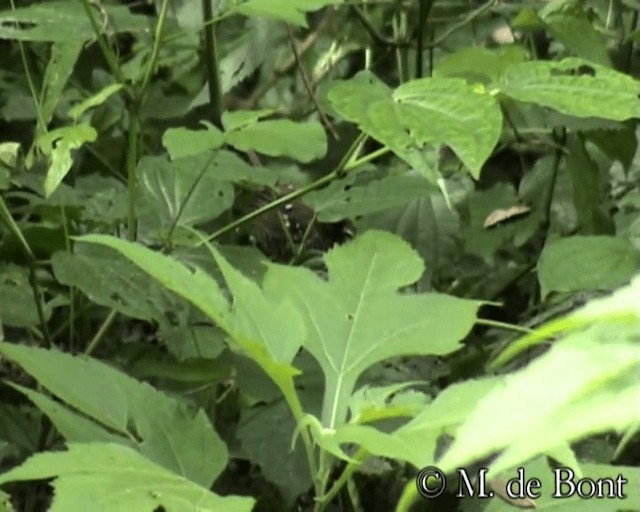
xmin=0 ymin=1 xmax=639 ymax=511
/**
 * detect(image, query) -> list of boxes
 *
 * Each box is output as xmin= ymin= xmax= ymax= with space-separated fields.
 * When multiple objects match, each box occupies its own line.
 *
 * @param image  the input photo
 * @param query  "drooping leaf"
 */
xmin=67 ymin=83 xmax=124 ymax=121
xmin=37 ymin=124 xmax=97 ymax=197
xmin=0 ymin=443 xmax=254 ymax=512
xmin=328 ymin=72 xmax=502 ymax=178
xmin=40 ymin=40 xmax=84 ymax=127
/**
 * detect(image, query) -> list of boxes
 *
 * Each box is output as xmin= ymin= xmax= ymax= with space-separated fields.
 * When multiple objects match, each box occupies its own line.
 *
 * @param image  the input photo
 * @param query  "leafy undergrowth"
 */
xmin=0 ymin=0 xmax=639 ymax=511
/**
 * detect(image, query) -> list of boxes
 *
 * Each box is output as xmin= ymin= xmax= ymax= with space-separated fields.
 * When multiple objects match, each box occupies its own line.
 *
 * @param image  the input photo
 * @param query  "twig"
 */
xmin=286 ymin=24 xmax=340 ymax=140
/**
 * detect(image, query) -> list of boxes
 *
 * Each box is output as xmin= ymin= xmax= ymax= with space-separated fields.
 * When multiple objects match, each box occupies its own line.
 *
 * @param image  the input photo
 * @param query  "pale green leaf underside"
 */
xmin=0 ymin=443 xmax=254 ymax=512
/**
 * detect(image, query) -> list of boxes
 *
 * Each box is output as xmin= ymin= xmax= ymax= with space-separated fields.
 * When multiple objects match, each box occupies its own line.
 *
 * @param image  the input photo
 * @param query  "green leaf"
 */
xmin=51 ymin=244 xmax=180 ymax=322
xmin=435 ymin=46 xmax=528 ymax=84
xmin=76 ymin=235 xmax=302 ymax=410
xmin=305 ymin=174 xmax=434 ymax=222
xmin=538 ymin=236 xmax=640 ymax=297
xmin=266 ymin=231 xmax=482 ymax=428
xmin=37 ymin=124 xmax=97 ymax=198
xmin=498 ymin=58 xmax=639 ymax=121
xmin=9 ymin=383 xmax=130 ymax=447
xmin=0 ymin=2 xmax=149 ymax=42
xmin=209 ymin=246 xmax=306 ymax=364
xmin=67 ymin=83 xmax=124 ymax=121
xmin=544 ymin=14 xmax=612 ymax=67
xmin=224 ymin=119 xmax=327 ymax=163
xmin=231 ymin=0 xmax=338 ymax=27
xmin=222 ymin=109 xmax=276 ymax=131
xmin=0 ymin=443 xmax=254 ymax=512
xmin=438 ymin=332 xmax=639 ymax=478
xmin=162 ymin=125 xmax=224 ymax=160
xmin=329 ymin=378 xmax=502 ymax=468
xmin=137 ymin=154 xmax=234 ymax=237
xmin=0 ymin=343 xmax=227 ymax=487
xmin=565 ymin=137 xmax=614 ymax=235
xmin=40 ymin=40 xmax=84 ymax=127
xmin=77 ymin=235 xmax=230 ymax=328
xmin=328 ymin=73 xmax=502 ymax=178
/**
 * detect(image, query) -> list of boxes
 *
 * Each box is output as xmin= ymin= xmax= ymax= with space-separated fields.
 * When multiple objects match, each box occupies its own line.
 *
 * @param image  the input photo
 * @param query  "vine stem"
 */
xmin=200 ymin=136 xmax=388 ymax=245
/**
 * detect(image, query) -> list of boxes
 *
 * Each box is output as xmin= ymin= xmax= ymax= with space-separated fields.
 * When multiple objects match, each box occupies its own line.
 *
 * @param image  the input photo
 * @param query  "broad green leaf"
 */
xmin=305 ymin=174 xmax=434 ymax=222
xmin=435 ymin=46 xmax=528 ymax=83
xmin=9 ymin=383 xmax=131 ymax=447
xmin=538 ymin=236 xmax=640 ymax=297
xmin=438 ymin=332 xmax=639 ymax=477
xmin=0 ymin=403 xmax=40 ymax=452
xmin=137 ymin=154 xmax=234 ymax=237
xmin=232 ymin=0 xmax=339 ymax=27
xmin=37 ymin=124 xmax=97 ymax=197
xmin=77 ymin=235 xmax=230 ymax=329
xmin=392 ymin=78 xmax=501 ymax=176
xmin=498 ymin=58 xmax=639 ymax=121
xmin=0 ymin=343 xmax=227 ymax=487
xmin=77 ymin=235 xmax=302 ymax=416
xmin=544 ymin=14 xmax=612 ymax=67
xmin=40 ymin=40 xmax=84 ymax=127
xmin=208 ymin=246 xmax=306 ymax=364
xmin=237 ymin=399 xmax=313 ymax=503
xmin=0 ymin=2 xmax=149 ymax=42
xmin=67 ymin=83 xmax=124 ymax=121
xmin=51 ymin=244 xmax=180 ymax=322
xmin=222 ymin=109 xmax=276 ymax=131
xmin=565 ymin=137 xmax=614 ymax=235
xmin=0 ymin=443 xmax=254 ymax=512
xmin=0 ymin=265 xmax=47 ymax=328
xmin=224 ymin=119 xmax=327 ymax=163
xmin=162 ymin=125 xmax=224 ymax=160
xmin=329 ymin=73 xmax=502 ymax=178
xmin=266 ymin=231 xmax=482 ymax=428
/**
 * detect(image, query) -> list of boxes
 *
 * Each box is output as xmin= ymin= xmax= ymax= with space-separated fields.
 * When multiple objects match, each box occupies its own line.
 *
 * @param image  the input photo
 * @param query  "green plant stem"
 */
xmin=202 ymin=0 xmax=224 ymax=128
xmin=540 ymin=129 xmax=566 ymax=234
xmin=476 ymin=318 xmax=533 ymax=334
xmin=80 ymin=0 xmax=125 ymax=83
xmin=140 ymin=0 xmax=171 ymax=95
xmin=0 ymin=197 xmax=52 ymax=347
xmin=201 ymin=138 xmax=388 ymax=245
xmin=126 ymin=112 xmax=141 ymax=241
xmin=84 ymin=309 xmax=118 ymax=355
xmin=395 ymin=479 xmax=418 ymax=512
xmin=427 ymin=0 xmax=495 ymax=49
xmin=415 ymin=0 xmax=436 ymax=78
xmin=622 ymin=9 xmax=639 ymax=73
xmin=317 ymin=450 xmax=367 ymax=507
